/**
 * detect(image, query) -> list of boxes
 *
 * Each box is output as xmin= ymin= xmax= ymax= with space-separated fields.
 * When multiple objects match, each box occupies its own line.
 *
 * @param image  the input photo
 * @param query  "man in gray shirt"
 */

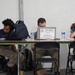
xmin=31 ymin=18 xmax=59 ymax=75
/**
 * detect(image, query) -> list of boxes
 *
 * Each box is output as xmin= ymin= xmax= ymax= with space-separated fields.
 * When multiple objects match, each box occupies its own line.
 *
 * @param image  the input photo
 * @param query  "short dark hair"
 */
xmin=37 ymin=18 xmax=46 ymax=25
xmin=2 ymin=18 xmax=14 ymax=30
xmin=71 ymin=23 xmax=75 ymax=29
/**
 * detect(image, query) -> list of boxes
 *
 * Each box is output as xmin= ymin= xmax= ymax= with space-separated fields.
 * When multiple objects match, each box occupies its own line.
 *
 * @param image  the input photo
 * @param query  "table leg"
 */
xmin=18 ymin=45 xmax=20 ymax=75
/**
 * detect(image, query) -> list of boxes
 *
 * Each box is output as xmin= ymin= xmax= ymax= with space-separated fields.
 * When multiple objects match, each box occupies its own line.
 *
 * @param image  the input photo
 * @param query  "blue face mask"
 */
xmin=71 ymin=28 xmax=75 ymax=33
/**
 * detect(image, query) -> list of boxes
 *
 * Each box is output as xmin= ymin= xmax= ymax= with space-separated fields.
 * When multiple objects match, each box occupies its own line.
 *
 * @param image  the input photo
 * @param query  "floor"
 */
xmin=0 ymin=69 xmax=72 ymax=75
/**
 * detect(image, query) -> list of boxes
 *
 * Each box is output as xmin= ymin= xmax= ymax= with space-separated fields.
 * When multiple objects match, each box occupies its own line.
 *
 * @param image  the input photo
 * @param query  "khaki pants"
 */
xmin=0 ymin=46 xmax=25 ymax=68
xmin=34 ymin=48 xmax=59 ymax=72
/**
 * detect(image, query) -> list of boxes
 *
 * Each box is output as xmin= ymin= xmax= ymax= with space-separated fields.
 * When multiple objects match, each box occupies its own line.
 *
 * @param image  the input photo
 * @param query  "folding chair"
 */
xmin=33 ymin=42 xmax=60 ymax=75
xmin=65 ymin=41 xmax=75 ymax=75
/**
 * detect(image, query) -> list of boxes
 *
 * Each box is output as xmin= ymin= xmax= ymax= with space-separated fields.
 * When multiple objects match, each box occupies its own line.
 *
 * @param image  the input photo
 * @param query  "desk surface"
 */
xmin=0 ymin=38 xmax=74 ymax=44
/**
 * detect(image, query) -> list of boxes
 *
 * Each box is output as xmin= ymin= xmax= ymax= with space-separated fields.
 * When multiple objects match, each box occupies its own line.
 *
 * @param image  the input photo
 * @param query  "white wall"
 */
xmin=0 ymin=0 xmax=75 ymax=36
xmin=0 ymin=0 xmax=19 ymax=28
xmin=24 ymin=0 xmax=75 ymax=38
xmin=0 ymin=0 xmax=74 ymax=38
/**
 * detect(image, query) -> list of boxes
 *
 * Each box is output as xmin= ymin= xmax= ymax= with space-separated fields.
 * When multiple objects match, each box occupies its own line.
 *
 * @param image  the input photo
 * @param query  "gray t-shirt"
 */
xmin=34 ymin=31 xmax=37 ymax=39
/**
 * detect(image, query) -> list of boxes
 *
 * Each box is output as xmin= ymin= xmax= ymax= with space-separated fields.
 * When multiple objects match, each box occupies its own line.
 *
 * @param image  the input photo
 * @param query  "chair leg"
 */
xmin=50 ymin=63 xmax=53 ymax=72
xmin=55 ymin=62 xmax=59 ymax=75
xmin=33 ymin=61 xmax=37 ymax=75
xmin=70 ymin=61 xmax=73 ymax=75
xmin=54 ymin=62 xmax=55 ymax=75
xmin=65 ymin=58 xmax=69 ymax=75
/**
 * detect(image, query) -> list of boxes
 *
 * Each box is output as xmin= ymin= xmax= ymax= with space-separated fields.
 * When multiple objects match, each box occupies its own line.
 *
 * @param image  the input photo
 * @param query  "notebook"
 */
xmin=37 ymin=27 xmax=56 ymax=39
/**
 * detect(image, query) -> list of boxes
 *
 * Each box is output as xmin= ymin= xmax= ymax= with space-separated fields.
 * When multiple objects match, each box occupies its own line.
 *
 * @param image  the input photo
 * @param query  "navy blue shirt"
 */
xmin=0 ymin=29 xmax=9 ymax=38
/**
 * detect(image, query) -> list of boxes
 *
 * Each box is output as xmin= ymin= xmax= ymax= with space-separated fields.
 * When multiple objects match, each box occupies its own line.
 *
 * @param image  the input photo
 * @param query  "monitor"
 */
xmin=37 ymin=27 xmax=56 ymax=39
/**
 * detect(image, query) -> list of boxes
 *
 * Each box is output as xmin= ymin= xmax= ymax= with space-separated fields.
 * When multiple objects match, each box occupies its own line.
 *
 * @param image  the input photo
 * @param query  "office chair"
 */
xmin=33 ymin=42 xmax=60 ymax=75
xmin=65 ymin=41 xmax=75 ymax=75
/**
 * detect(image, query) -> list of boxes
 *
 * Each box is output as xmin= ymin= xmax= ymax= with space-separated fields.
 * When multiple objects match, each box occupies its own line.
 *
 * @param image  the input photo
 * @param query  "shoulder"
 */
xmin=34 ymin=31 xmax=37 ymax=39
xmin=0 ymin=29 xmax=3 ymax=31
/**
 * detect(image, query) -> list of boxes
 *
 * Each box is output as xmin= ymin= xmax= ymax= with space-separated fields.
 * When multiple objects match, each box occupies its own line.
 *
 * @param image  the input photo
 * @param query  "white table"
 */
xmin=0 ymin=38 xmax=74 ymax=75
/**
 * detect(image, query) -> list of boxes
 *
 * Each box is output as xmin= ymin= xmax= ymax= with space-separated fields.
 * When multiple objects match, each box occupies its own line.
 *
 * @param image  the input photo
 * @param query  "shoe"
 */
xmin=6 ymin=65 xmax=17 ymax=75
xmin=6 ymin=67 xmax=13 ymax=75
xmin=37 ymin=69 xmax=47 ymax=75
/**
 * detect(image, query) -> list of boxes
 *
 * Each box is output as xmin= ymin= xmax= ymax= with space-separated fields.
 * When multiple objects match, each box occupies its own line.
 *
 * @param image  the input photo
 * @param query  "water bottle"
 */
xmin=30 ymin=32 xmax=34 ymax=39
xmin=61 ymin=31 xmax=65 ymax=39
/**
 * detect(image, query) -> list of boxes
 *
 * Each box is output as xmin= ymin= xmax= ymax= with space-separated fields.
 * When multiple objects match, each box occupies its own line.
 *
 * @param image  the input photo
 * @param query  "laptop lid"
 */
xmin=37 ymin=27 xmax=56 ymax=39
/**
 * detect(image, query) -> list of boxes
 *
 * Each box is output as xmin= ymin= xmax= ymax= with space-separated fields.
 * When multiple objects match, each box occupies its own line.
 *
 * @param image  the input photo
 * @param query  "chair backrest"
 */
xmin=69 ymin=41 xmax=75 ymax=49
xmin=34 ymin=42 xmax=60 ymax=50
xmin=68 ymin=41 xmax=75 ymax=55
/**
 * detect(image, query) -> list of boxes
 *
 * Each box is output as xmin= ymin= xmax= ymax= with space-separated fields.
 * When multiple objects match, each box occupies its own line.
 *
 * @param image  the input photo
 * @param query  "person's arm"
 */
xmin=31 ymin=44 xmax=35 ymax=51
xmin=11 ymin=45 xmax=17 ymax=53
xmin=70 ymin=32 xmax=75 ymax=38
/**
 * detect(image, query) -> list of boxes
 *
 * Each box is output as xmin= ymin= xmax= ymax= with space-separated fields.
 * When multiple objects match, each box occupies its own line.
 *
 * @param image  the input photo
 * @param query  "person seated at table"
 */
xmin=31 ymin=18 xmax=59 ymax=75
xmin=70 ymin=23 xmax=75 ymax=55
xmin=0 ymin=19 xmax=25 ymax=75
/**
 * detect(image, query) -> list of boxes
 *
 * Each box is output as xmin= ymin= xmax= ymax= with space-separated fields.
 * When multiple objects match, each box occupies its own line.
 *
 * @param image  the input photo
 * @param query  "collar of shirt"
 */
xmin=0 ymin=29 xmax=9 ymax=38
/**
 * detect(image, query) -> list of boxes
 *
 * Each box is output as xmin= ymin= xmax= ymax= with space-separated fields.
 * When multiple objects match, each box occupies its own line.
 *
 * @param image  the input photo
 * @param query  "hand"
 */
xmin=11 ymin=45 xmax=17 ymax=53
xmin=31 ymin=44 xmax=35 ymax=51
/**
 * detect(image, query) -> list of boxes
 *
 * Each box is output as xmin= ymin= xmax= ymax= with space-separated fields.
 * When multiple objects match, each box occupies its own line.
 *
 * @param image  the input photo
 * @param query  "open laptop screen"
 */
xmin=37 ymin=27 xmax=56 ymax=39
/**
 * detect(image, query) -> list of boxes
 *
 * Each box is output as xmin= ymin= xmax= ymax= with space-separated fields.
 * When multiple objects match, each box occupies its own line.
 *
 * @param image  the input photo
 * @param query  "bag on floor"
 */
xmin=23 ymin=48 xmax=33 ymax=71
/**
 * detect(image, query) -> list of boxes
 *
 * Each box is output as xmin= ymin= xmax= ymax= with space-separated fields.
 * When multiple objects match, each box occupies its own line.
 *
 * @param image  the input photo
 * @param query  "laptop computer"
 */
xmin=37 ymin=27 xmax=56 ymax=39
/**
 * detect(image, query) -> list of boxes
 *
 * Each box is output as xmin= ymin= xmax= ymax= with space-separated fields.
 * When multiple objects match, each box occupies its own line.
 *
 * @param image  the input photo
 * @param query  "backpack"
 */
xmin=23 ymin=48 xmax=33 ymax=71
xmin=6 ymin=20 xmax=29 ymax=40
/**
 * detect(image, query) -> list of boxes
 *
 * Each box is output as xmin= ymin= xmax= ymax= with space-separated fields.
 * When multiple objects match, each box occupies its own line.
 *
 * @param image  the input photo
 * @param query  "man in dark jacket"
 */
xmin=0 ymin=19 xmax=25 ymax=75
